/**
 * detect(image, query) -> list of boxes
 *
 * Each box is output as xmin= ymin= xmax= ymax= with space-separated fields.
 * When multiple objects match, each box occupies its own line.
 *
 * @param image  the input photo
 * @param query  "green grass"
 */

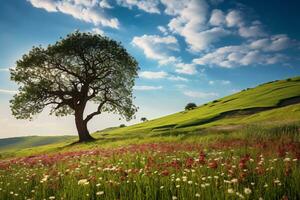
xmin=1 ymin=76 xmax=300 ymax=158
xmin=1 ymin=127 xmax=300 ymax=199
xmin=0 ymin=77 xmax=300 ymax=199
xmin=0 ymin=136 xmax=75 ymax=151
xmin=93 ymin=76 xmax=300 ymax=138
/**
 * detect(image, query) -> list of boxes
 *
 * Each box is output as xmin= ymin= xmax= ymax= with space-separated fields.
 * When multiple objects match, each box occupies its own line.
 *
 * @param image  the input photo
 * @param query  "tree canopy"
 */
xmin=185 ymin=102 xmax=197 ymax=110
xmin=10 ymin=31 xmax=139 ymax=142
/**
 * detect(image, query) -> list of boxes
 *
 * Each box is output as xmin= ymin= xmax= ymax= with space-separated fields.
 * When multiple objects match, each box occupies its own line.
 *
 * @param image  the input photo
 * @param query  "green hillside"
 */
xmin=0 ymin=136 xmax=75 ymax=151
xmin=0 ymin=76 xmax=300 ymax=156
xmin=94 ymin=76 xmax=300 ymax=137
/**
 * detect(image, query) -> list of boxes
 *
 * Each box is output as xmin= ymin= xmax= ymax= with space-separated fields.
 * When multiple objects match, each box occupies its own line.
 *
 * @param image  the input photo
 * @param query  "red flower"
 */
xmin=161 ymin=170 xmax=170 ymax=176
xmin=185 ymin=157 xmax=194 ymax=168
xmin=198 ymin=151 xmax=206 ymax=164
xmin=208 ymin=161 xmax=218 ymax=169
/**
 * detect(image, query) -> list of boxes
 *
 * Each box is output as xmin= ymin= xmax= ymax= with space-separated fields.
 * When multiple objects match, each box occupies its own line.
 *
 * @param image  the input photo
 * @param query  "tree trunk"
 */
xmin=75 ymin=108 xmax=95 ymax=142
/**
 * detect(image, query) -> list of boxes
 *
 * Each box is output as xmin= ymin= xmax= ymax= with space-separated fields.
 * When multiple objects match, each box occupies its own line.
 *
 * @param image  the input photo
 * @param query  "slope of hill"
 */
xmin=0 ymin=76 xmax=300 ymax=156
xmin=94 ymin=76 xmax=300 ymax=138
xmin=0 ymin=135 xmax=75 ymax=152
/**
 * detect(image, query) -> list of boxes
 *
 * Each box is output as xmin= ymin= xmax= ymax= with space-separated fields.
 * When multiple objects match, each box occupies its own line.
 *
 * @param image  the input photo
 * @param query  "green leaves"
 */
xmin=10 ymin=31 xmax=139 ymax=123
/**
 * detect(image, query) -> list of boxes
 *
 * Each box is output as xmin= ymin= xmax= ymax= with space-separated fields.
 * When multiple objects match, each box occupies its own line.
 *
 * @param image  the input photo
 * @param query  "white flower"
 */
xmin=231 ymin=178 xmax=238 ymax=183
xmin=96 ymin=191 xmax=104 ymax=196
xmin=244 ymin=188 xmax=252 ymax=194
xmin=176 ymin=178 xmax=181 ymax=182
xmin=228 ymin=188 xmax=234 ymax=194
xmin=78 ymin=179 xmax=89 ymax=185
xmin=172 ymin=196 xmax=177 ymax=200
xmin=188 ymin=181 xmax=193 ymax=185
xmin=284 ymin=158 xmax=291 ymax=162
xmin=160 ymin=186 xmax=164 ymax=189
xmin=49 ymin=197 xmax=55 ymax=200
xmin=274 ymin=179 xmax=281 ymax=184
xmin=195 ymin=193 xmax=200 ymax=197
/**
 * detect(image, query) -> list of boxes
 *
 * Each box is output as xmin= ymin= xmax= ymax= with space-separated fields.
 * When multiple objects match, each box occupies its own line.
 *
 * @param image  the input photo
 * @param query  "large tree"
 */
xmin=10 ymin=31 xmax=139 ymax=142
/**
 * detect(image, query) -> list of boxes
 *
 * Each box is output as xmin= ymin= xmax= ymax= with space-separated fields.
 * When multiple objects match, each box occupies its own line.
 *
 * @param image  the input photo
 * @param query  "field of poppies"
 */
xmin=1 ymin=125 xmax=300 ymax=200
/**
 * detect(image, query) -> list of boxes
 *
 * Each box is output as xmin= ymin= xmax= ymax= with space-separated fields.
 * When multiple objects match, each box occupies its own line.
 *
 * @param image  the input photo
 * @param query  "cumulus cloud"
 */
xmin=132 ymin=34 xmax=179 ymax=62
xmin=183 ymin=90 xmax=219 ymax=99
xmin=28 ymin=0 xmax=57 ymax=12
xmin=209 ymin=9 xmax=225 ymax=26
xmin=132 ymin=34 xmax=198 ymax=75
xmin=157 ymin=25 xmax=169 ymax=35
xmin=89 ymin=27 xmax=104 ymax=35
xmin=238 ymin=24 xmax=266 ymax=38
xmin=139 ymin=71 xmax=168 ymax=79
xmin=225 ymin=10 xmax=244 ymax=27
xmin=250 ymin=34 xmax=292 ymax=52
xmin=193 ymin=44 xmax=287 ymax=68
xmin=28 ymin=0 xmax=119 ymax=28
xmin=99 ymin=0 xmax=113 ymax=8
xmin=139 ymin=71 xmax=188 ymax=81
xmin=163 ymin=0 xmax=228 ymax=52
xmin=174 ymin=62 xmax=197 ymax=75
xmin=117 ymin=0 xmax=160 ymax=14
xmin=133 ymin=85 xmax=162 ymax=91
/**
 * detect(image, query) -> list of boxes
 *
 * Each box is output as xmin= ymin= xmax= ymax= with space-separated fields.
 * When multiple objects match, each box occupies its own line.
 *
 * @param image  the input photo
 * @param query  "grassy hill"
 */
xmin=0 ymin=76 xmax=300 ymax=157
xmin=94 ymin=76 xmax=300 ymax=138
xmin=0 ymin=135 xmax=75 ymax=151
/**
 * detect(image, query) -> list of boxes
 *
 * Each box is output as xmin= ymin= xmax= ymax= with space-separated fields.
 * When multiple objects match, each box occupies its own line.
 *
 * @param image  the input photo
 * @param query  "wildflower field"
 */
xmin=1 ymin=126 xmax=300 ymax=200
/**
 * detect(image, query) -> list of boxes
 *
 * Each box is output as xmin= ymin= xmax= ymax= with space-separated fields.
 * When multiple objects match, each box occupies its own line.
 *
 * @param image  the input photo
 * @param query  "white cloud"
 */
xmin=139 ymin=71 xmax=168 ymax=79
xmin=164 ymin=0 xmax=226 ymax=52
xmin=238 ymin=24 xmax=266 ymax=38
xmin=161 ymin=0 xmax=186 ymax=15
xmin=0 ymin=89 xmax=18 ymax=95
xmin=183 ymin=91 xmax=219 ymax=99
xmin=220 ymin=80 xmax=231 ymax=85
xmin=117 ymin=0 xmax=160 ymax=14
xmin=226 ymin=10 xmax=244 ymax=27
xmin=133 ymin=85 xmax=162 ymax=91
xmin=28 ymin=0 xmax=57 ymax=12
xmin=28 ymin=0 xmax=119 ymax=28
xmin=209 ymin=80 xmax=230 ymax=85
xmin=168 ymin=75 xmax=188 ymax=82
xmin=209 ymin=9 xmax=225 ymax=26
xmin=193 ymin=44 xmax=286 ymax=68
xmin=99 ymin=0 xmax=113 ymax=8
xmin=132 ymin=34 xmax=179 ymax=62
xmin=157 ymin=25 xmax=169 ymax=35
xmin=250 ymin=34 xmax=292 ymax=52
xmin=174 ymin=62 xmax=197 ymax=75
xmin=90 ymin=27 xmax=105 ymax=35
xmin=132 ymin=34 xmax=198 ymax=75
xmin=139 ymin=71 xmax=188 ymax=81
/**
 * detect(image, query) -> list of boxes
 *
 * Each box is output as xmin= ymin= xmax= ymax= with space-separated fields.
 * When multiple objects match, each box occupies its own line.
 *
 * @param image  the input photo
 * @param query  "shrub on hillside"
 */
xmin=185 ymin=103 xmax=197 ymax=110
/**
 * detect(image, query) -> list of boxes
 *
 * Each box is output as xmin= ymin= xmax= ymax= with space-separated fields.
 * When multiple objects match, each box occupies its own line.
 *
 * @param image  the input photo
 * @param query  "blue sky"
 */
xmin=0 ymin=0 xmax=300 ymax=138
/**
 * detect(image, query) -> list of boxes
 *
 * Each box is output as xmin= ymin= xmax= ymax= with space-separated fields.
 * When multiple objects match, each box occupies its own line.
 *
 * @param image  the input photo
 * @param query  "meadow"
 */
xmin=0 ymin=124 xmax=300 ymax=200
xmin=0 ymin=77 xmax=300 ymax=199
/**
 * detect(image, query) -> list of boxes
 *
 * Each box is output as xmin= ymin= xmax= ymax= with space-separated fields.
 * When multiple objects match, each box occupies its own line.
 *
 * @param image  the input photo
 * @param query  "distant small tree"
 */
xmin=141 ymin=117 xmax=147 ymax=122
xmin=119 ymin=124 xmax=126 ymax=128
xmin=10 ymin=31 xmax=139 ymax=142
xmin=185 ymin=103 xmax=197 ymax=110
